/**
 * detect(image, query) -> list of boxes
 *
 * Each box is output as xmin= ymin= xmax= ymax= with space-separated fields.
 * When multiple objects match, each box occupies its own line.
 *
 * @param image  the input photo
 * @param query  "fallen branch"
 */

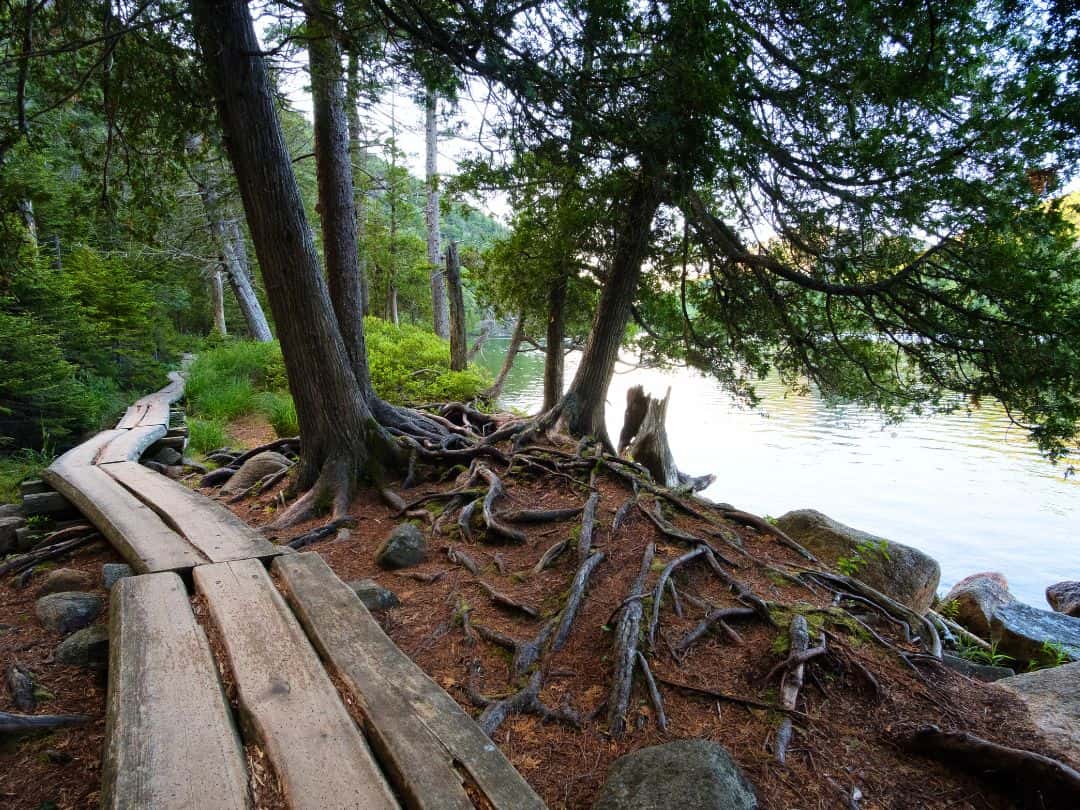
xmin=0 ymin=534 xmax=101 ymax=577
xmin=653 ymin=676 xmax=810 ymax=719
xmin=286 ymin=517 xmax=356 ymax=549
xmin=475 ymin=580 xmax=539 ymax=619
xmin=0 ymin=711 xmax=90 ymax=736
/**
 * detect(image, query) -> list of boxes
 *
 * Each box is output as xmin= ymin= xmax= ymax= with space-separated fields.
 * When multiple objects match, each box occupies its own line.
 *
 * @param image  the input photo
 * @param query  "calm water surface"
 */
xmin=475 ymin=339 xmax=1079 ymax=606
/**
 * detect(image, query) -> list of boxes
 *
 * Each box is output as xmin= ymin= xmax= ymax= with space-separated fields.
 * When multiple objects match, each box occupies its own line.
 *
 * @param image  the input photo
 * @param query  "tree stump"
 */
xmin=619 ymin=386 xmax=714 ymax=492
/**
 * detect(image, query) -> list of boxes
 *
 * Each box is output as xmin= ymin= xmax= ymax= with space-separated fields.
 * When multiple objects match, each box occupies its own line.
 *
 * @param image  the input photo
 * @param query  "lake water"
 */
xmin=475 ymin=338 xmax=1079 ymax=606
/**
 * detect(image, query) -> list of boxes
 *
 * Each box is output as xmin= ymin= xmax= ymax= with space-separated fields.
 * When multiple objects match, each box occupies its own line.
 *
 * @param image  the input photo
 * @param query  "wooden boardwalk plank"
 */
xmin=101 ymin=572 xmax=250 ymax=810
xmin=275 ymin=553 xmax=546 ymax=810
xmin=103 ymin=461 xmax=283 ymax=564
xmin=116 ymin=372 xmax=185 ymax=429
xmin=50 ymin=429 xmax=127 ymax=469
xmin=97 ymin=424 xmax=167 ymax=464
xmin=42 ymin=463 xmax=206 ymax=573
xmin=194 ymin=559 xmax=400 ymax=810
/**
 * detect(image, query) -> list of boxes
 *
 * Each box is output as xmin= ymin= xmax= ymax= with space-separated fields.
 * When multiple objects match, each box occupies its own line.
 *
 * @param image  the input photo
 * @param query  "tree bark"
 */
xmin=345 ymin=51 xmax=370 ymax=316
xmin=425 ymin=90 xmax=449 ymax=338
xmin=191 ymin=0 xmax=393 ymax=495
xmin=554 ymin=175 xmax=664 ymax=444
xmin=210 ymin=269 xmax=227 ymax=335
xmin=485 ymin=313 xmax=525 ymax=400
xmin=306 ymin=2 xmax=375 ymax=401
xmin=446 ymin=241 xmax=468 ymax=371
xmin=542 ymin=273 xmax=568 ymax=411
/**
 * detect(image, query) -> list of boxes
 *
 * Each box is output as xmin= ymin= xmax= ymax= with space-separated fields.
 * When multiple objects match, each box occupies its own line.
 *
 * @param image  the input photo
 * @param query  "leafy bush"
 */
xmin=0 ymin=448 xmax=52 ymax=503
xmin=187 ymin=418 xmax=228 ymax=455
xmin=365 ymin=317 xmax=489 ymax=403
xmin=256 ymin=392 xmax=299 ymax=437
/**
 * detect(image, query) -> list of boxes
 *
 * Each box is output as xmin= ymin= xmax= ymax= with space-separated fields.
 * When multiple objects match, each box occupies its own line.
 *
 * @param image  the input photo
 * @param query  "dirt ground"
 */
xmin=1 ymin=413 xmax=1075 ymax=809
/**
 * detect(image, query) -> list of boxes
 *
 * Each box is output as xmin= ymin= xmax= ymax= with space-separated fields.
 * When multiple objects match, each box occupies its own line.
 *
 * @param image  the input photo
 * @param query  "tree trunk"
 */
xmin=542 ymin=273 xmax=568 ymax=411
xmin=345 ymin=51 xmax=370 ymax=316
xmin=446 ymin=241 xmax=468 ymax=371
xmin=306 ymin=2 xmax=374 ymax=401
xmin=210 ymin=269 xmax=227 ymax=335
xmin=222 ymin=218 xmax=273 ymax=342
xmin=485 ymin=314 xmax=526 ymax=400
xmin=618 ymin=386 xmax=714 ymax=492
xmin=554 ymin=176 xmax=664 ymax=445
xmin=191 ymin=0 xmax=393 ymax=498
xmin=388 ymin=283 xmax=399 ymax=325
xmin=425 ymin=90 xmax=449 ymax=338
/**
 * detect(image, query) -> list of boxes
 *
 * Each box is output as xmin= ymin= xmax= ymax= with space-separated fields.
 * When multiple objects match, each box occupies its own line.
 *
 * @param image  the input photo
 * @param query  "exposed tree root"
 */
xmin=447 ymin=544 xmax=480 ymax=575
xmin=0 ymin=533 xmax=102 ymax=577
xmin=474 ymin=579 xmax=539 ymax=619
xmin=577 ymin=492 xmax=600 ymax=558
xmin=653 ymin=675 xmax=811 ymax=720
xmin=773 ymin=615 xmax=822 ymax=764
xmin=896 ymin=725 xmax=1080 ymax=807
xmin=608 ymin=543 xmax=655 ymax=738
xmin=675 ymin=606 xmax=757 ymax=653
xmin=0 ymin=711 xmax=90 ymax=736
xmin=286 ymin=517 xmax=357 ymax=549
xmin=500 ymin=506 xmax=584 ymax=524
xmin=647 ymin=546 xmax=707 ymax=648
xmin=532 ymin=539 xmax=569 ymax=573
xmin=231 ymin=436 xmax=300 ymax=467
xmin=470 ymin=667 xmax=581 ymax=737
xmin=611 ymin=495 xmax=636 ymax=531
xmin=6 ymin=663 xmax=36 ymax=712
xmin=552 ymin=551 xmax=605 ymax=651
xmin=474 ymin=621 xmax=555 ymax=677
xmin=636 ymin=652 xmax=667 ymax=732
xmin=475 ymin=464 xmax=527 ymax=542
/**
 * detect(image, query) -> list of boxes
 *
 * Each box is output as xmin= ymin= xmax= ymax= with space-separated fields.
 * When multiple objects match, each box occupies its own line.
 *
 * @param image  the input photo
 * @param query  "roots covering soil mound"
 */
xmin=225 ymin=430 xmax=1073 ymax=810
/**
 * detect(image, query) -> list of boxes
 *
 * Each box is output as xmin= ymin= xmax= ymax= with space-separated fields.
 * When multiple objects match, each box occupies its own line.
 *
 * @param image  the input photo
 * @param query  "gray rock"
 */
xmin=0 ymin=514 xmax=23 ymax=553
xmin=348 ymin=579 xmax=400 ymax=611
xmin=1046 ymin=581 xmax=1080 ymax=618
xmin=151 ymin=446 xmax=183 ymax=466
xmin=990 ymin=601 xmax=1080 ymax=666
xmin=0 ymin=502 xmax=24 ymax=519
xmin=220 ymin=451 xmax=290 ymax=495
xmin=35 ymin=592 xmax=104 ymax=634
xmin=55 ymin=624 xmax=109 ymax=669
xmin=997 ymin=661 xmax=1080 ymax=765
xmin=941 ymin=653 xmax=1015 ymax=682
xmin=943 ymin=572 xmax=1015 ymax=639
xmin=592 ymin=740 xmax=757 ymax=810
xmin=775 ymin=509 xmax=940 ymax=614
xmin=36 ymin=568 xmax=95 ymax=597
xmin=375 ymin=524 xmax=427 ymax=569
xmin=103 ymin=563 xmax=134 ymax=590
xmin=15 ymin=525 xmax=42 ymax=551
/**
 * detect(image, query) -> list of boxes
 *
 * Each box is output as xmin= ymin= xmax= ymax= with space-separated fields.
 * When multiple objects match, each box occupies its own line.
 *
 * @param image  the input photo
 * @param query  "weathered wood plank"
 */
xmin=42 ymin=463 xmax=206 ymax=573
xmin=116 ymin=373 xmax=185 ymax=429
xmin=97 ymin=425 xmax=167 ymax=465
xmin=194 ymin=559 xmax=399 ymax=810
xmin=274 ymin=553 xmax=547 ymax=810
xmin=102 ymin=572 xmax=250 ymax=810
xmin=103 ymin=461 xmax=283 ymax=564
xmin=50 ymin=429 xmax=127 ymax=469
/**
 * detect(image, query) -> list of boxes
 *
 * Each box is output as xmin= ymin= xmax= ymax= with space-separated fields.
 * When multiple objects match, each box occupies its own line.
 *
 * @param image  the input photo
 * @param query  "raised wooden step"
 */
xmin=102 ymin=572 xmax=249 ymax=809
xmin=43 ymin=457 xmax=206 ymax=574
xmin=274 ymin=552 xmax=547 ymax=810
xmin=194 ymin=559 xmax=399 ymax=810
xmin=102 ymin=461 xmax=283 ymax=564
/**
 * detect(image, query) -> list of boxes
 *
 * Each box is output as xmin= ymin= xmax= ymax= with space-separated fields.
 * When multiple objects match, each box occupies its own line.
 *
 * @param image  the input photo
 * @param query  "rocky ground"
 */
xmin=1 ymin=412 xmax=1078 ymax=809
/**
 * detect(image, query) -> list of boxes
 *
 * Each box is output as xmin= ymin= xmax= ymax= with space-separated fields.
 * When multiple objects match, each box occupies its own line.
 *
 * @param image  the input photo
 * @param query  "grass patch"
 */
xmin=255 ymin=392 xmax=299 ymax=438
xmin=0 ymin=448 xmax=52 ymax=503
xmin=188 ymin=418 xmax=228 ymax=454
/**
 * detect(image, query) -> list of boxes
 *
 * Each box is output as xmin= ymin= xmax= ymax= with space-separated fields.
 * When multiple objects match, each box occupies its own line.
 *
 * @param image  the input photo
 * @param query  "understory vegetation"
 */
xmin=184 ymin=325 xmax=489 ymax=453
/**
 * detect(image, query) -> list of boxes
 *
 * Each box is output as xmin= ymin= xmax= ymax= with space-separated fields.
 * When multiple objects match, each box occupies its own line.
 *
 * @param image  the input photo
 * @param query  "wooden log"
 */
xmin=43 ymin=460 xmax=206 ymax=574
xmin=195 ymin=559 xmax=399 ymax=810
xmin=97 ymin=425 xmax=167 ymax=465
xmin=274 ymin=553 xmax=546 ymax=810
xmin=18 ymin=479 xmax=50 ymax=497
xmin=0 ymin=711 xmax=89 ymax=736
xmin=102 ymin=461 xmax=282 ymax=564
xmin=102 ymin=572 xmax=249 ymax=810
xmin=20 ymin=490 xmax=75 ymax=517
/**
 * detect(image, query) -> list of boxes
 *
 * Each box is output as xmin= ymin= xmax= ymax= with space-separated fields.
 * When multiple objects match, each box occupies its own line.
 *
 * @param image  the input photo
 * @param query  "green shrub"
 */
xmin=0 ymin=448 xmax=52 ymax=503
xmin=365 ymin=317 xmax=489 ymax=403
xmin=187 ymin=418 xmax=228 ymax=454
xmin=256 ymin=392 xmax=299 ymax=437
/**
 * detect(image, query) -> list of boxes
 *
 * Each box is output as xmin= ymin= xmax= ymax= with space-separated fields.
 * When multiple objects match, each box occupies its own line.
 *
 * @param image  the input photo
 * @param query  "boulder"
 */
xmin=36 ymin=568 xmax=95 ymax=597
xmin=1046 ymin=581 xmax=1080 ymax=618
xmin=990 ymin=602 xmax=1080 ymax=666
xmin=0 ymin=502 xmax=23 ymax=519
xmin=151 ymin=446 xmax=183 ymax=466
xmin=941 ymin=653 xmax=1015 ymax=682
xmin=375 ymin=524 xmax=427 ymax=569
xmin=775 ymin=509 xmax=940 ymax=614
xmin=0 ymin=514 xmax=23 ymax=553
xmin=55 ymin=624 xmax=109 ymax=669
xmin=220 ymin=451 xmax=291 ymax=495
xmin=348 ymin=579 xmax=400 ymax=611
xmin=942 ymin=572 xmax=1015 ymax=639
xmin=103 ymin=563 xmax=134 ymax=590
xmin=35 ymin=592 xmax=104 ymax=634
xmin=592 ymin=740 xmax=757 ymax=810
xmin=996 ymin=661 xmax=1080 ymax=765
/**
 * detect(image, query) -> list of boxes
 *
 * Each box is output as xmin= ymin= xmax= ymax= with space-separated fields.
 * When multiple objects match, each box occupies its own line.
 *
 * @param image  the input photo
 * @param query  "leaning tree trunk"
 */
xmin=446 ymin=241 xmax=468 ymax=371
xmin=484 ymin=313 xmax=526 ymax=401
xmin=543 ymin=272 xmax=568 ymax=412
xmin=191 ymin=0 xmax=394 ymax=503
xmin=554 ymin=175 xmax=664 ymax=445
xmin=345 ymin=51 xmax=370 ymax=316
xmin=425 ymin=90 xmax=449 ymax=339
xmin=222 ymin=218 xmax=273 ymax=342
xmin=210 ymin=269 xmax=227 ymax=335
xmin=305 ymin=0 xmax=376 ymax=402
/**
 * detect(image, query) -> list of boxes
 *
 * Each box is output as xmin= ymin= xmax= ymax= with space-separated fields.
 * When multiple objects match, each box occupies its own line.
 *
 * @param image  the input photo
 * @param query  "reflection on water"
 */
xmin=475 ymin=339 xmax=1079 ymax=606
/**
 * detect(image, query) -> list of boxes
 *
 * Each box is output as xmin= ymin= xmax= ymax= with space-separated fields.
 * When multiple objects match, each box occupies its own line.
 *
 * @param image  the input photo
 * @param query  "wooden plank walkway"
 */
xmin=276 ymin=552 xmax=546 ymax=810
xmin=194 ymin=559 xmax=400 ymax=810
xmin=101 ymin=572 xmax=249 ymax=809
xmin=37 ymin=371 xmax=548 ymax=809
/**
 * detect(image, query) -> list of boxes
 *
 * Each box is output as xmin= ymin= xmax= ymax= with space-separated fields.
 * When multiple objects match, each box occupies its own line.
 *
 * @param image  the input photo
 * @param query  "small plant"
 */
xmin=939 ymin=599 xmax=961 ymax=620
xmin=24 ymin=514 xmax=50 ymax=529
xmin=188 ymin=418 xmax=228 ymax=455
xmin=836 ymin=539 xmax=891 ymax=576
xmin=1028 ymin=640 xmax=1070 ymax=671
xmin=955 ymin=638 xmax=1013 ymax=668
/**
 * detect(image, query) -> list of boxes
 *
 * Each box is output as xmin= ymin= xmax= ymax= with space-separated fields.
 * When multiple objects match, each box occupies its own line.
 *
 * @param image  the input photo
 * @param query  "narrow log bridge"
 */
xmin=43 ymin=375 xmax=545 ymax=809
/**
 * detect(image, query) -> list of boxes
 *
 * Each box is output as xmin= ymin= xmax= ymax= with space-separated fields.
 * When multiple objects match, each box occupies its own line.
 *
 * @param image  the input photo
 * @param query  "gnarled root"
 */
xmin=608 ymin=543 xmax=655 ymax=738
xmin=471 ymin=667 xmax=581 ymax=737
